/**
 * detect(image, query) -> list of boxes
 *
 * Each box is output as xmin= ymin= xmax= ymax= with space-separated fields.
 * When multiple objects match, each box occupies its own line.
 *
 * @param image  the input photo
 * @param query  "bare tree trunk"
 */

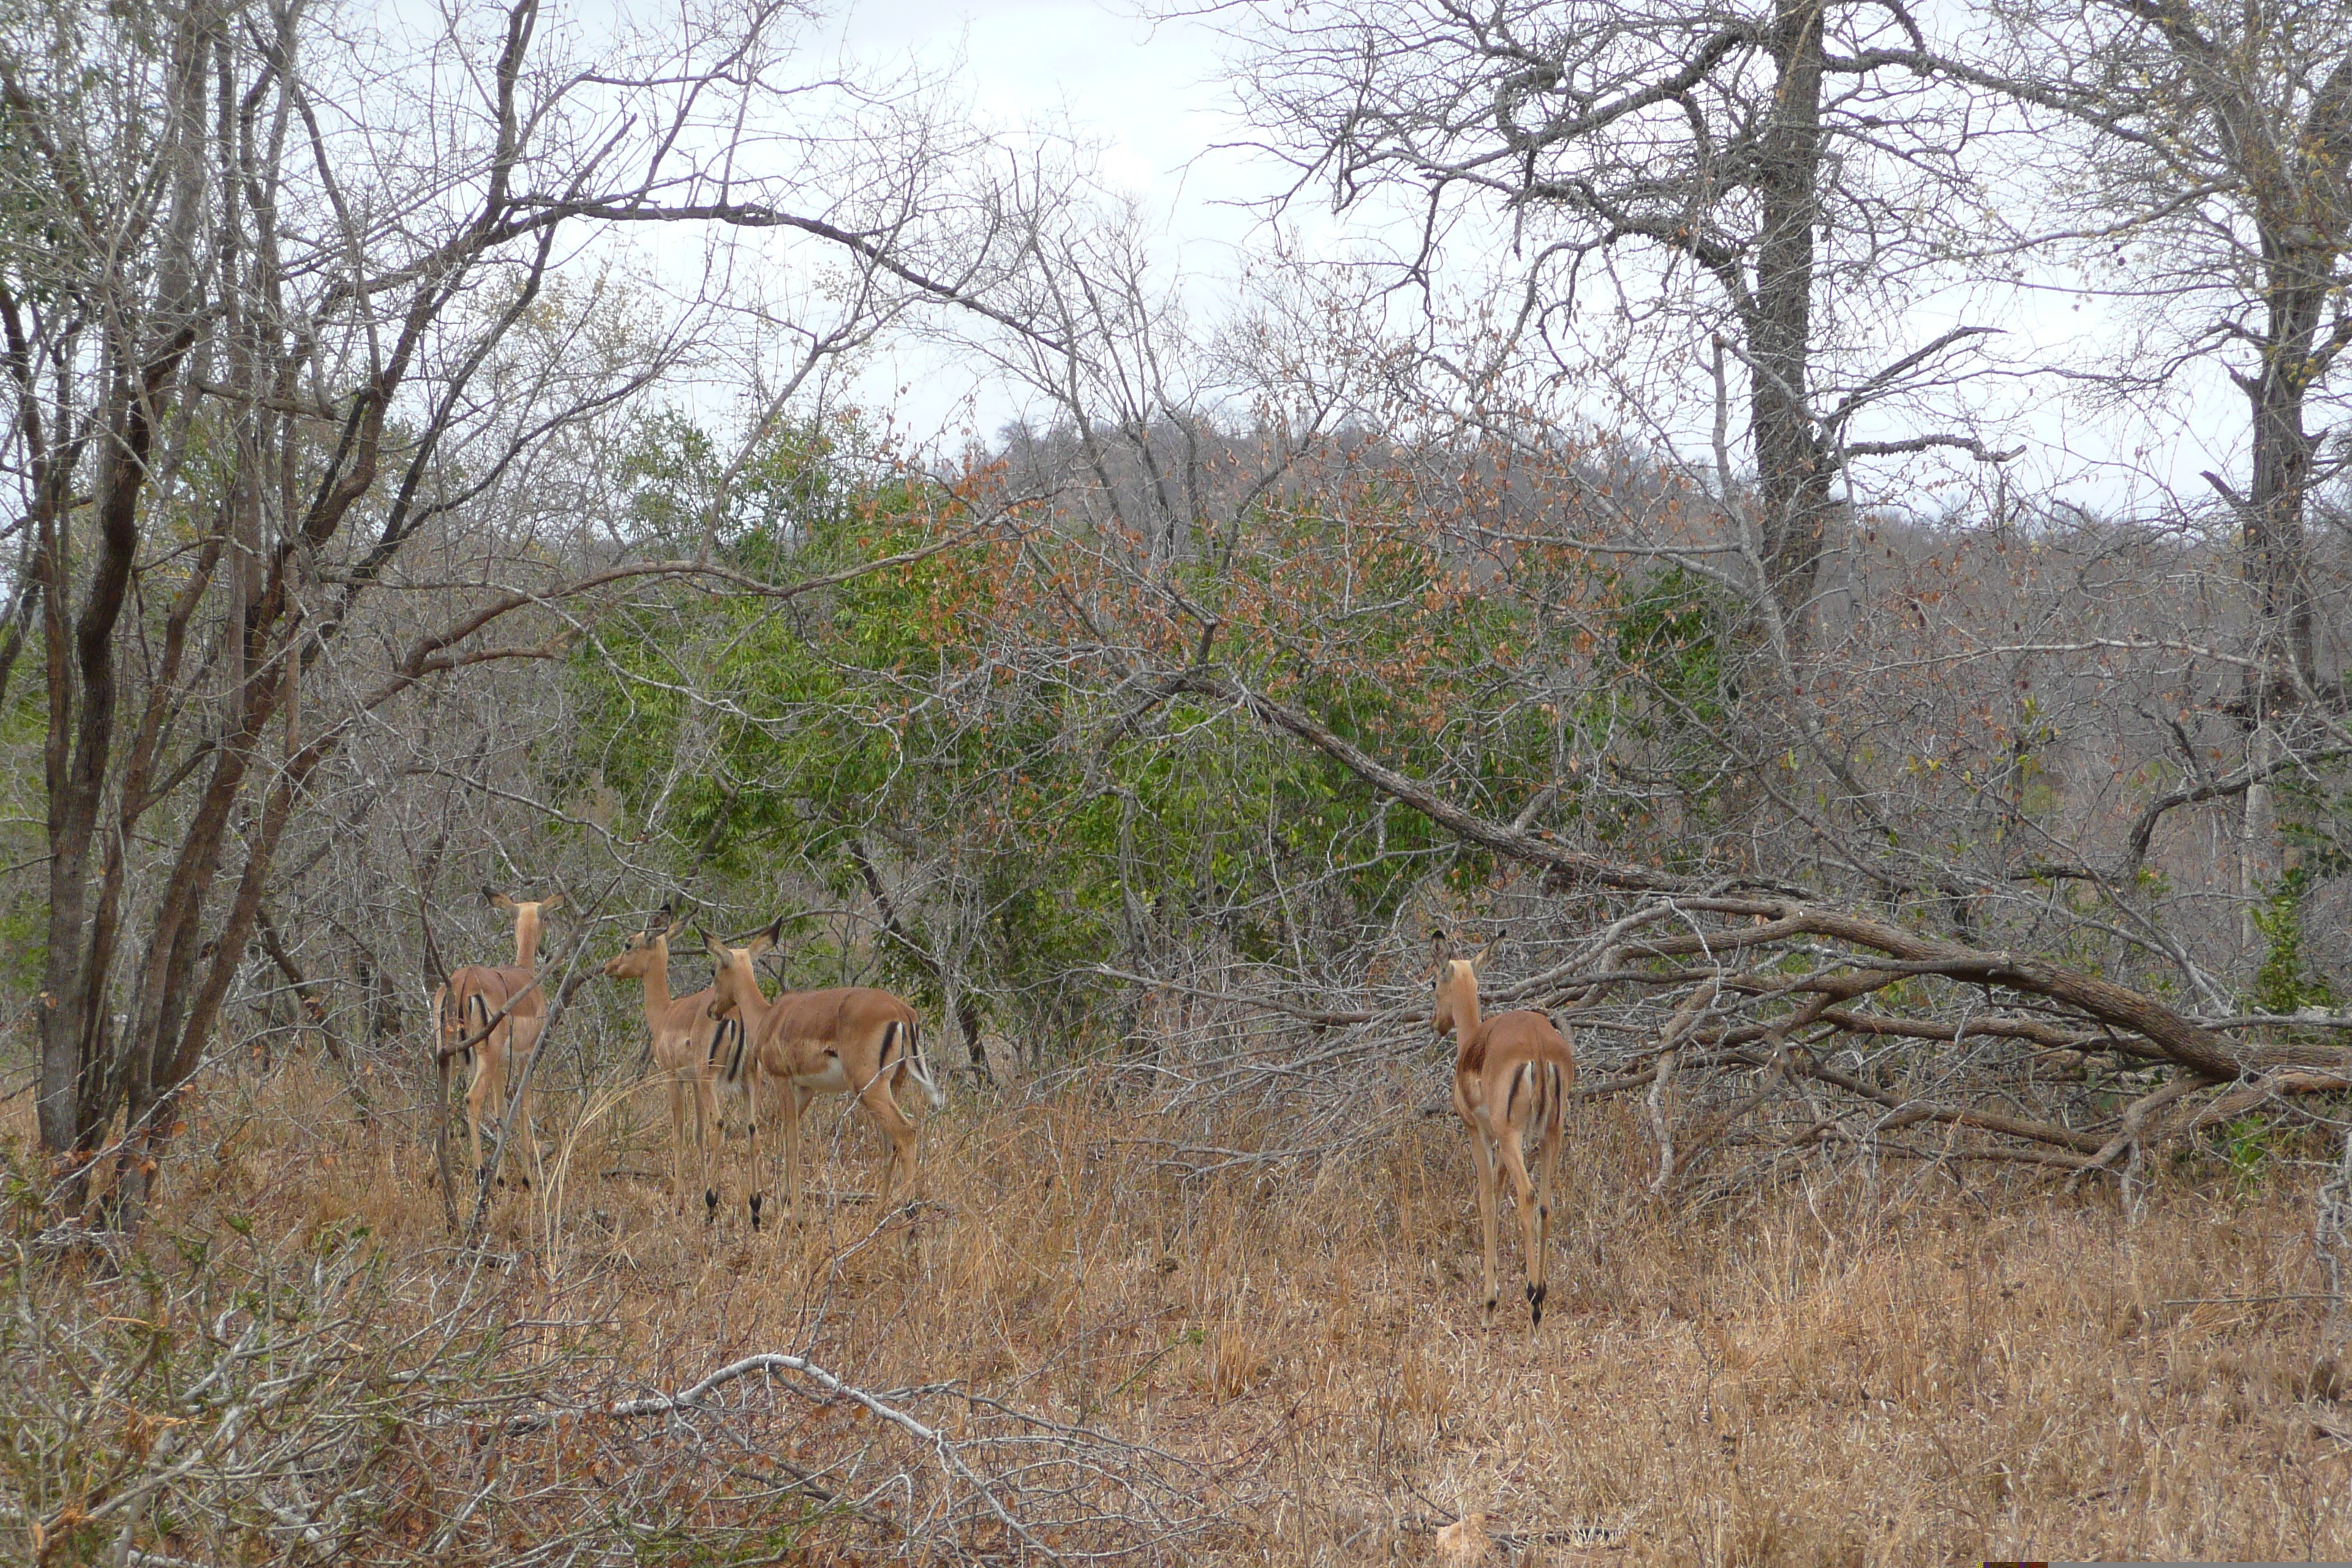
xmin=2245 ymin=263 xmax=2325 ymax=692
xmin=1746 ymin=0 xmax=1833 ymax=641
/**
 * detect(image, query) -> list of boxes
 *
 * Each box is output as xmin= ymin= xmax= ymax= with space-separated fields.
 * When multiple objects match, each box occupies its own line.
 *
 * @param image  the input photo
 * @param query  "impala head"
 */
xmin=701 ymin=917 xmax=780 ymax=1021
xmin=603 ymin=905 xmax=686 ymax=979
xmin=486 ymin=886 xmax=563 ymax=964
xmin=1429 ymin=927 xmax=1489 ymax=1036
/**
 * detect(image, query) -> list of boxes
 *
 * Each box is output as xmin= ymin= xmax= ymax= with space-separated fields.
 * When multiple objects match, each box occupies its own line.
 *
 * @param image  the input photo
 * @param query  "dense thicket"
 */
xmin=0 ymin=0 xmax=2347 ymax=1224
xmin=9 ymin=4 xmax=2352 ymax=1562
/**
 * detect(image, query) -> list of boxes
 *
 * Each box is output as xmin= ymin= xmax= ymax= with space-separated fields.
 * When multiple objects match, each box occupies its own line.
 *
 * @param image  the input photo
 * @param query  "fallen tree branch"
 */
xmin=1176 ymin=668 xmax=2327 ymax=1084
xmin=2067 ymin=1076 xmax=2208 ymax=1193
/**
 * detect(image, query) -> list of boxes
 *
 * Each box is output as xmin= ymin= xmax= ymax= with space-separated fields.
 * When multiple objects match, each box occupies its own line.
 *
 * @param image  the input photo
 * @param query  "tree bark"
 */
xmin=1746 ymin=0 xmax=1833 ymax=634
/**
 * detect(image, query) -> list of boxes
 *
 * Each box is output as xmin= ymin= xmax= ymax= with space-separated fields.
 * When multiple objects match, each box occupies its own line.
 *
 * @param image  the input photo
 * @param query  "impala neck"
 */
xmin=1444 ymin=964 xmax=1484 ymax=1058
xmin=638 ymin=939 xmax=674 ymax=1019
xmin=1452 ymin=990 xmax=1483 ymax=1054
xmin=712 ymin=951 xmax=772 ymax=1033
xmin=513 ymin=908 xmax=543 ymax=969
xmin=726 ymin=970 xmax=772 ymax=1029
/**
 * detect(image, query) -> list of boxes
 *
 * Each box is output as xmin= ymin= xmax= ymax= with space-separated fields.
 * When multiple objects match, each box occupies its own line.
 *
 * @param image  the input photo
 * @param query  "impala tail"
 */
xmin=890 ymin=1018 xmax=946 ymax=1111
xmin=430 ymin=983 xmax=452 ymax=1101
xmin=709 ymin=1014 xmax=750 ymax=1088
xmin=1510 ymin=1057 xmax=1567 ymax=1138
xmin=459 ymin=992 xmax=489 ymax=1070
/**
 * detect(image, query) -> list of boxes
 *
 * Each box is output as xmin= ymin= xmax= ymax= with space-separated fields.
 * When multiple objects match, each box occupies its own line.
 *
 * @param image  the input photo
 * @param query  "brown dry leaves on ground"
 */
xmin=9 ymin=1055 xmax=2352 ymax=1565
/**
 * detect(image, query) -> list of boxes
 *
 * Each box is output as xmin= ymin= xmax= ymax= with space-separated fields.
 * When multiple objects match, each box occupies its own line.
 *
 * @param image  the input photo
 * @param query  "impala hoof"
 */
xmin=1527 ymin=1281 xmax=1547 ymax=1329
xmin=704 ymin=1188 xmax=719 ymax=1224
xmin=749 ymin=1193 xmax=764 ymax=1232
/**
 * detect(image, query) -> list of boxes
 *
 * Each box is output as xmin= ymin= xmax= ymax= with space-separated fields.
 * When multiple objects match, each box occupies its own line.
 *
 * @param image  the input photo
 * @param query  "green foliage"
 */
xmin=2217 ymin=1112 xmax=2283 ymax=1180
xmin=2247 ymin=865 xmax=2340 ymax=1017
xmin=1605 ymin=564 xmax=1733 ymax=722
xmin=562 ymin=410 xmax=1114 ymax=1036
xmin=564 ymin=410 xmax=937 ymax=876
xmin=1575 ymin=562 xmax=1738 ymax=841
xmin=557 ymin=414 xmax=1594 ymax=1050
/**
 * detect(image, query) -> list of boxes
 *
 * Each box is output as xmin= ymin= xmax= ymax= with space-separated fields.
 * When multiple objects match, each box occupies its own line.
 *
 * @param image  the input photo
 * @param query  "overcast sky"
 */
xmin=825 ymin=0 xmax=1277 ymax=448
xmin=813 ymin=0 xmax=2233 ymax=521
xmin=837 ymin=0 xmax=1252 ymax=246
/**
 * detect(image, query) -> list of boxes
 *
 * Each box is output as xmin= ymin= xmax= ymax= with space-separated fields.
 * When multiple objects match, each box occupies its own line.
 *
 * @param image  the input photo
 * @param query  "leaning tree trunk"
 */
xmin=2244 ymin=263 xmax=2323 ymax=697
xmin=2223 ymin=46 xmax=2352 ymax=943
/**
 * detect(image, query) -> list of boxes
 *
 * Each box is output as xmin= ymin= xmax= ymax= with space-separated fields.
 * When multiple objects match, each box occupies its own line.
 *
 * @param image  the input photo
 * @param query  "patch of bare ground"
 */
xmin=7 ymin=1055 xmax=2351 ymax=1564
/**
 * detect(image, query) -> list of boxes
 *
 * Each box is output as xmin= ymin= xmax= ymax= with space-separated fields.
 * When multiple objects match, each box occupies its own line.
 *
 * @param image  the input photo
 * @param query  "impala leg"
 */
xmin=463 ymin=1071 xmax=485 ymax=1183
xmin=701 ymin=1071 xmax=728 ymax=1221
xmin=436 ymin=1047 xmax=459 ymax=1197
xmin=1498 ymin=1123 xmax=1545 ymax=1330
xmin=464 ymin=1043 xmax=497 ymax=1183
xmin=743 ymin=1079 xmax=763 ymax=1233
xmin=509 ymin=1017 xmax=546 ymax=1188
xmin=666 ymin=1068 xmax=691 ymax=1207
xmin=701 ymin=1086 xmax=719 ymax=1225
xmin=742 ymin=1054 xmax=766 ymax=1227
xmin=777 ymin=1084 xmax=807 ymax=1226
xmin=859 ymin=1077 xmax=920 ymax=1245
xmin=1536 ymin=1096 xmax=1564 ymax=1323
xmin=693 ymin=1069 xmax=720 ymax=1215
xmin=1466 ymin=1123 xmax=1502 ymax=1320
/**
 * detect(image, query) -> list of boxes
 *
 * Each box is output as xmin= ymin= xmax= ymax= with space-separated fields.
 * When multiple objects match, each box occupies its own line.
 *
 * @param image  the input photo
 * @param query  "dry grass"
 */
xmin=10 ymin=1053 xmax=2352 ymax=1564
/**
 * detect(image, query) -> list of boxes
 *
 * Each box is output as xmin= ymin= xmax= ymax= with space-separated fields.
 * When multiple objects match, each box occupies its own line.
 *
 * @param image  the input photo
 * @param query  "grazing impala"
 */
xmin=433 ymin=889 xmax=562 ymax=1181
xmin=1431 ymin=930 xmax=1576 ymax=1330
xmin=603 ymin=908 xmax=750 ymax=1210
xmin=701 ymin=919 xmax=943 ymax=1232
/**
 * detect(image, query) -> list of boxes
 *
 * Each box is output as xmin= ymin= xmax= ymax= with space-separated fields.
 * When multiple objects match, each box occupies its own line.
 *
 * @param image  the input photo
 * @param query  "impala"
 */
xmin=433 ymin=889 xmax=562 ymax=1181
xmin=1431 ymin=930 xmax=1576 ymax=1330
xmin=603 ymin=907 xmax=751 ymax=1210
xmin=701 ymin=919 xmax=943 ymax=1232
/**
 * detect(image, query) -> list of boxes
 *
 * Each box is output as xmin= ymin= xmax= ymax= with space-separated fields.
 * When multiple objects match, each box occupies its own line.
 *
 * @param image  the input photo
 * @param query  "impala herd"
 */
xmin=431 ymin=892 xmax=1574 ymax=1330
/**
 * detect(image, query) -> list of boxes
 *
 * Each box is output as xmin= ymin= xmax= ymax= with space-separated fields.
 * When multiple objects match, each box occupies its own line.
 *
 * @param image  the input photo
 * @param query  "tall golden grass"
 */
xmin=8 ymin=1052 xmax=2351 ymax=1564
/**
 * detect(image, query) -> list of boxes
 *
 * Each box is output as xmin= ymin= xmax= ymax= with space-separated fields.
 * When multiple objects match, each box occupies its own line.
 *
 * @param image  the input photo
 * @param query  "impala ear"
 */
xmin=660 ymin=905 xmax=689 ymax=941
xmin=1430 ymin=927 xmax=1452 ymax=968
xmin=697 ymin=924 xmax=729 ymax=964
xmin=538 ymin=893 xmax=565 ymax=914
xmin=485 ymin=886 xmax=513 ymax=911
xmin=1468 ymin=942 xmax=1493 ymax=973
xmin=744 ymin=916 xmax=782 ymax=962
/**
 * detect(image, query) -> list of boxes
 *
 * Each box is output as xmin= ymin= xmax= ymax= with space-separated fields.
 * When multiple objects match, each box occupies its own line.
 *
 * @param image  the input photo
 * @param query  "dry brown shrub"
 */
xmin=5 ymin=1055 xmax=2351 ymax=1564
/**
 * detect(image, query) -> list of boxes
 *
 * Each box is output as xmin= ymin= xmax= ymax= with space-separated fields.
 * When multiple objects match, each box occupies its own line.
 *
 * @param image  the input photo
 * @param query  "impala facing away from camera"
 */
xmin=1431 ymin=930 xmax=1577 ymax=1330
xmin=433 ymin=889 xmax=562 ymax=1182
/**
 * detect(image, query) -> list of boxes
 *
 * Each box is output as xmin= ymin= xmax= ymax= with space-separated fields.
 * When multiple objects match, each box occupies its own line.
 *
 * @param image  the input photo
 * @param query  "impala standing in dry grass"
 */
xmin=433 ymin=889 xmax=562 ymax=1180
xmin=1432 ymin=930 xmax=1576 ymax=1329
xmin=702 ymin=919 xmax=943 ymax=1232
xmin=603 ymin=908 xmax=754 ymax=1211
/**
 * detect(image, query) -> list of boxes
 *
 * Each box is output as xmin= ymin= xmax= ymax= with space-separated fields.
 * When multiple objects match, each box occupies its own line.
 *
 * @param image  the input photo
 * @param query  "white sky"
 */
xmin=826 ymin=0 xmax=1279 ymax=447
xmin=836 ymin=0 xmax=1255 ymax=246
xmin=812 ymin=0 xmax=2238 ymax=522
